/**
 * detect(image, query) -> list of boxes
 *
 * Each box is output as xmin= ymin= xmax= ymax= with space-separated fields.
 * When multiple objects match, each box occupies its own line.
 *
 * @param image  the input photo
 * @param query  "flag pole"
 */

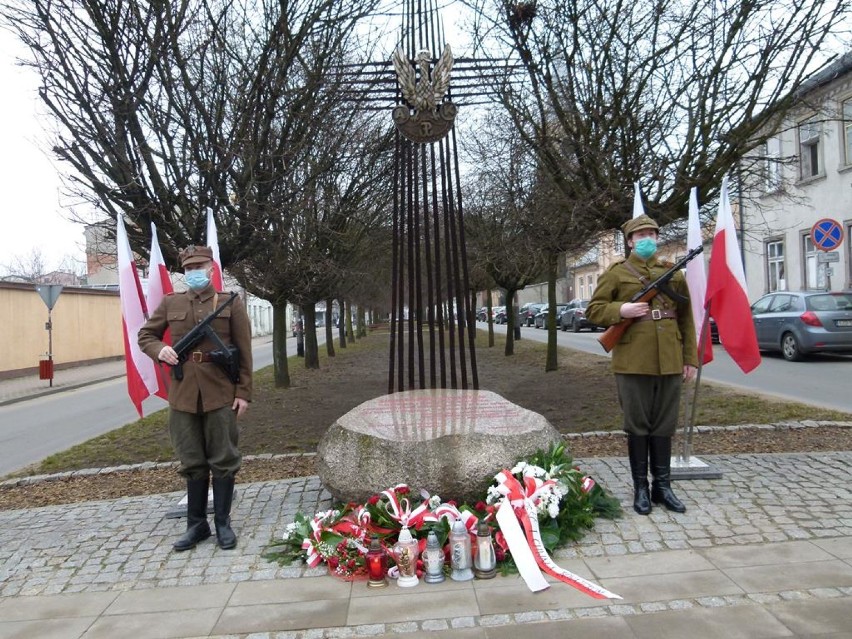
xmin=672 ymin=303 xmax=723 ymax=480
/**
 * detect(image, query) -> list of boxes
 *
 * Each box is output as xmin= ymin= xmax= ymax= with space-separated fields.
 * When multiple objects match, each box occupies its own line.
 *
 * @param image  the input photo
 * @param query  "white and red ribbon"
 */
xmin=494 ymin=470 xmax=621 ymax=599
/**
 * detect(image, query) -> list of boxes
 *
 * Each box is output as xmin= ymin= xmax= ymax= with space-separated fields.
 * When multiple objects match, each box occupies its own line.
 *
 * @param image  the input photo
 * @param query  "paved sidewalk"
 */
xmin=1 ymin=364 xmax=851 ymax=637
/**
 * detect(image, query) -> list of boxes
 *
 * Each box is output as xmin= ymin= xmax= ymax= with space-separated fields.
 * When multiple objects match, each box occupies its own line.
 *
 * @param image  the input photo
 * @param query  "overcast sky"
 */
xmin=0 ymin=28 xmax=89 ymax=274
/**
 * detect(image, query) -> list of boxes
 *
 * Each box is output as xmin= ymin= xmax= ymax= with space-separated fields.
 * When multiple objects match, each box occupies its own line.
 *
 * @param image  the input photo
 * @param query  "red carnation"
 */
xmin=368 ymin=495 xmax=380 ymax=505
xmin=475 ymin=501 xmax=487 ymax=512
xmin=397 ymin=486 xmax=410 ymax=495
xmin=327 ymin=556 xmax=339 ymax=568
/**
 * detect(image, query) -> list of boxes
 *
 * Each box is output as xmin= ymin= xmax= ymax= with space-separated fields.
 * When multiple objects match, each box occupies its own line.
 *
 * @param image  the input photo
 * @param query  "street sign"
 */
xmin=35 ymin=284 xmax=64 ymax=310
xmin=817 ymin=251 xmax=840 ymax=263
xmin=811 ymin=218 xmax=844 ymax=252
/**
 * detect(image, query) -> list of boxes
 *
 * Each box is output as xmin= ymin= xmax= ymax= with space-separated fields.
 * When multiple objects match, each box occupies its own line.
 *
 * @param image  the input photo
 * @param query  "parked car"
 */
xmin=519 ymin=302 xmax=546 ymax=327
xmin=477 ymin=306 xmax=504 ymax=322
xmin=534 ymin=303 xmax=568 ymax=329
xmin=750 ymin=290 xmax=852 ymax=361
xmin=559 ymin=299 xmax=599 ymax=332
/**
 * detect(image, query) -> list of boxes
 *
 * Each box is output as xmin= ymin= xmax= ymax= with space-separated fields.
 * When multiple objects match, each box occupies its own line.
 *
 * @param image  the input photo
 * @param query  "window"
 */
xmin=798 ymin=119 xmax=822 ymax=179
xmin=579 ymin=278 xmax=585 ymax=300
xmin=844 ymin=98 xmax=852 ymax=167
xmin=766 ymin=240 xmax=785 ymax=292
xmin=803 ymin=235 xmax=825 ymax=289
xmin=764 ymin=137 xmax=781 ymax=192
xmin=613 ymin=230 xmax=624 ymax=254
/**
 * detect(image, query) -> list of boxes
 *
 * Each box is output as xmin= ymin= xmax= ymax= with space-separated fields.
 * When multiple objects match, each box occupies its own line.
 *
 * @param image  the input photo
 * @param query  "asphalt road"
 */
xmin=0 ymin=336 xmax=285 ymax=476
xmin=486 ymin=322 xmax=852 ymax=413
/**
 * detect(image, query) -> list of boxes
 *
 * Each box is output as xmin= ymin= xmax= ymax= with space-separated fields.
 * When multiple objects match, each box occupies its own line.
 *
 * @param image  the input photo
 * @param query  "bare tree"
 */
xmin=467 ymin=0 xmax=850 ymax=227
xmin=2 ymin=0 xmax=386 ymax=384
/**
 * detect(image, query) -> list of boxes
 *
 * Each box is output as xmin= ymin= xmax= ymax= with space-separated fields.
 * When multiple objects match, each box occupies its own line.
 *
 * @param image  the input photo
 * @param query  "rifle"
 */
xmin=171 ymin=292 xmax=239 ymax=382
xmin=597 ymin=246 xmax=703 ymax=353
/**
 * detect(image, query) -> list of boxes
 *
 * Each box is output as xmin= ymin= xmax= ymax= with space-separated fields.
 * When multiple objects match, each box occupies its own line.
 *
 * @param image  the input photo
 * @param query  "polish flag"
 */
xmin=145 ymin=223 xmax=173 ymax=400
xmin=117 ymin=216 xmax=159 ymax=416
xmin=705 ymin=177 xmax=761 ymax=373
xmin=685 ymin=188 xmax=713 ymax=364
xmin=206 ymin=208 xmax=224 ymax=290
xmin=632 ymin=182 xmax=645 ymax=218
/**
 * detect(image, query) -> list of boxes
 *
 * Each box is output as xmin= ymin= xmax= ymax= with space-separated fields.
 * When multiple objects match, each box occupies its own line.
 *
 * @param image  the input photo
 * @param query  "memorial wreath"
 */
xmin=264 ymin=443 xmax=622 ymax=596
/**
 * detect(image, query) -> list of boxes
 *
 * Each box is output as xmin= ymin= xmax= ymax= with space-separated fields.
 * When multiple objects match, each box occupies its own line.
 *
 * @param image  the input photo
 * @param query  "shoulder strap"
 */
xmin=622 ymin=259 xmax=650 ymax=287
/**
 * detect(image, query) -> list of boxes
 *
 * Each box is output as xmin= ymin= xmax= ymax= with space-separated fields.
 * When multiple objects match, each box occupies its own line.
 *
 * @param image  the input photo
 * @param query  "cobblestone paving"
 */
xmin=1 ymin=451 xmax=850 ymax=602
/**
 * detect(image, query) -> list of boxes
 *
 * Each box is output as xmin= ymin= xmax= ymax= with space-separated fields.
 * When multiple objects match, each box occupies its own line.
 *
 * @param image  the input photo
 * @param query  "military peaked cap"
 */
xmin=179 ymin=245 xmax=214 ymax=268
xmin=621 ymin=214 xmax=660 ymax=238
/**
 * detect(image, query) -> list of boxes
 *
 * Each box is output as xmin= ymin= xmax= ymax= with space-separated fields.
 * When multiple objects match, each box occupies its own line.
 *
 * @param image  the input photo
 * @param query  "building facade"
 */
xmin=741 ymin=52 xmax=852 ymax=299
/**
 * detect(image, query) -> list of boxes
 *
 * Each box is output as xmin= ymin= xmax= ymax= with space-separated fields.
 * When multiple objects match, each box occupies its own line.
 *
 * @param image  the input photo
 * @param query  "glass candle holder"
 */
xmin=392 ymin=526 xmax=419 ymax=587
xmin=473 ymin=521 xmax=497 ymax=579
xmin=450 ymin=518 xmax=474 ymax=581
xmin=366 ymin=535 xmax=388 ymax=588
xmin=422 ymin=530 xmax=445 ymax=583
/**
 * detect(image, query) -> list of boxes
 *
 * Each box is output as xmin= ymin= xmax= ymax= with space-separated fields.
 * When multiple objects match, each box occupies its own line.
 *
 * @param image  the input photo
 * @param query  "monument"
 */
xmin=317 ymin=389 xmax=562 ymax=504
xmin=316 ymin=1 xmax=562 ymax=499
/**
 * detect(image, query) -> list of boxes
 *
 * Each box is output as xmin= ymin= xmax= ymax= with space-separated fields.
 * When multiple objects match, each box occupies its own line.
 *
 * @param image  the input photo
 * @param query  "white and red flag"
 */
xmin=206 ymin=208 xmax=224 ymax=290
xmin=145 ymin=223 xmax=173 ymax=400
xmin=117 ymin=216 xmax=159 ymax=416
xmin=705 ymin=177 xmax=761 ymax=373
xmin=685 ymin=187 xmax=713 ymax=365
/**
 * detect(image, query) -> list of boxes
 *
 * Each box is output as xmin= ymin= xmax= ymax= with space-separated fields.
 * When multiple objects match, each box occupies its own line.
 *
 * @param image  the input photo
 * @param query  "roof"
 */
xmin=796 ymin=50 xmax=852 ymax=97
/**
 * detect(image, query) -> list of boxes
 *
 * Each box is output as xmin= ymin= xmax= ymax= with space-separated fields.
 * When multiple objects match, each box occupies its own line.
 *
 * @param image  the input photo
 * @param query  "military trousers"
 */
xmin=169 ymin=405 xmax=241 ymax=480
xmin=615 ymin=373 xmax=682 ymax=437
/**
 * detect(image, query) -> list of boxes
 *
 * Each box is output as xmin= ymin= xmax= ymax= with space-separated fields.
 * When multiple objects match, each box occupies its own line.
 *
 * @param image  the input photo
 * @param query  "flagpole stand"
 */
xmin=672 ymin=313 xmax=723 ymax=481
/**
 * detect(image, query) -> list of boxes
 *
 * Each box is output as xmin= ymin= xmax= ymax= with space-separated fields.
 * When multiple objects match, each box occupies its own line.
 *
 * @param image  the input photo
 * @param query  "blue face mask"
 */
xmin=185 ymin=269 xmax=210 ymax=290
xmin=633 ymin=237 xmax=657 ymax=260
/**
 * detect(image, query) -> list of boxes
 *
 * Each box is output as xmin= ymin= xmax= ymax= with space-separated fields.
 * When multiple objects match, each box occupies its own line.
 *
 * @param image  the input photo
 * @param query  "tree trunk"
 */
xmin=504 ymin=289 xmax=517 ymax=356
xmin=325 ymin=297 xmax=335 ymax=357
xmin=272 ymin=301 xmax=291 ymax=388
xmin=358 ymin=306 xmax=367 ymax=337
xmin=338 ymin=298 xmax=347 ymax=348
xmin=346 ymin=301 xmax=355 ymax=342
xmin=486 ymin=288 xmax=494 ymax=347
xmin=546 ymin=254 xmax=558 ymax=372
xmin=303 ymin=304 xmax=320 ymax=369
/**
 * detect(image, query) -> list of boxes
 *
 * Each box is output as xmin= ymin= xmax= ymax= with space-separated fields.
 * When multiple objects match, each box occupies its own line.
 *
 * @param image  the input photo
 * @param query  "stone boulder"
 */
xmin=317 ymin=389 xmax=563 ymax=504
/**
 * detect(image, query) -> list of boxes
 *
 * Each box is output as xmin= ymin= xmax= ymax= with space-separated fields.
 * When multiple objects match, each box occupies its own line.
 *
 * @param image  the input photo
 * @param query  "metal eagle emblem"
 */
xmin=392 ymin=45 xmax=457 ymax=143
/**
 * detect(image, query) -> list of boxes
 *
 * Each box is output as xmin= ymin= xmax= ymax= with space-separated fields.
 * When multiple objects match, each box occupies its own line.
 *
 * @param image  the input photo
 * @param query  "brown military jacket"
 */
xmin=138 ymin=286 xmax=253 ymax=413
xmin=586 ymin=253 xmax=698 ymax=375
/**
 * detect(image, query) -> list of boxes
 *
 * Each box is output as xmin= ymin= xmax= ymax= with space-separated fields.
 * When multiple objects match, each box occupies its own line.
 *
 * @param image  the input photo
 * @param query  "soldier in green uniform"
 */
xmin=587 ymin=215 xmax=698 ymax=515
xmin=139 ymin=246 xmax=253 ymax=550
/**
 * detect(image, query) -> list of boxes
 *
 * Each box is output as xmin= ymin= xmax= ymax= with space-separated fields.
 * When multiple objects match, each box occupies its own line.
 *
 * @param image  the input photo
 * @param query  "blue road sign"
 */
xmin=811 ymin=218 xmax=844 ymax=252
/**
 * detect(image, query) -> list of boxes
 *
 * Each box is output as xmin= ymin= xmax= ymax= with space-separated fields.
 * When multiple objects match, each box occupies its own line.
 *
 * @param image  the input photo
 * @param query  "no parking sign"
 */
xmin=810 ymin=218 xmax=844 ymax=252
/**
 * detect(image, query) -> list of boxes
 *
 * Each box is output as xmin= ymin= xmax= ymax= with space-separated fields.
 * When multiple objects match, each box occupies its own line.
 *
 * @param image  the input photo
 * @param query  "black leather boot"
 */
xmin=173 ymin=477 xmax=212 ymax=551
xmin=212 ymin=476 xmax=237 ymax=549
xmin=627 ymin=434 xmax=652 ymax=515
xmin=649 ymin=436 xmax=686 ymax=513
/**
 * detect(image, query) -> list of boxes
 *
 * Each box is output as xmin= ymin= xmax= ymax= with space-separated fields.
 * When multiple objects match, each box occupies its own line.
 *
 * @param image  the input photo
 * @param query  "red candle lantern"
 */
xmin=366 ymin=535 xmax=388 ymax=588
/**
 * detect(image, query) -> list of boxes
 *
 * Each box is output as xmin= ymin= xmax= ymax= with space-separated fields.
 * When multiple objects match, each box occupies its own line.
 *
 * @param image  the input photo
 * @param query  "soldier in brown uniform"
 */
xmin=587 ymin=215 xmax=698 ymax=515
xmin=139 ymin=246 xmax=253 ymax=550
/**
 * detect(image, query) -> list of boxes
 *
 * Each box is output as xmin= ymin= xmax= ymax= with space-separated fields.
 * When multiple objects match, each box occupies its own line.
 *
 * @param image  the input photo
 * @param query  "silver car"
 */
xmin=751 ymin=291 xmax=852 ymax=361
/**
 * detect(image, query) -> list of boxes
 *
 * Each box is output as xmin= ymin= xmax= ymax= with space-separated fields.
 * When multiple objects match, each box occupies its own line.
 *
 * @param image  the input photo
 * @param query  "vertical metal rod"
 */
xmin=421 ymin=143 xmax=436 ymax=388
xmin=388 ymin=131 xmax=401 ymax=394
xmin=451 ymin=124 xmax=478 ymax=389
xmin=443 ymin=133 xmax=468 ymax=388
xmin=406 ymin=141 xmax=416 ymax=390
xmin=430 ymin=142 xmax=447 ymax=388
xmin=413 ymin=136 xmax=425 ymax=388
xmin=438 ymin=132 xmax=457 ymax=388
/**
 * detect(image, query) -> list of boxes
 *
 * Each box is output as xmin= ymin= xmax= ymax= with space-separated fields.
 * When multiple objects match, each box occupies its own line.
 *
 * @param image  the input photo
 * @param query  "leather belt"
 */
xmin=635 ymin=308 xmax=678 ymax=322
xmin=190 ymin=351 xmax=214 ymax=363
